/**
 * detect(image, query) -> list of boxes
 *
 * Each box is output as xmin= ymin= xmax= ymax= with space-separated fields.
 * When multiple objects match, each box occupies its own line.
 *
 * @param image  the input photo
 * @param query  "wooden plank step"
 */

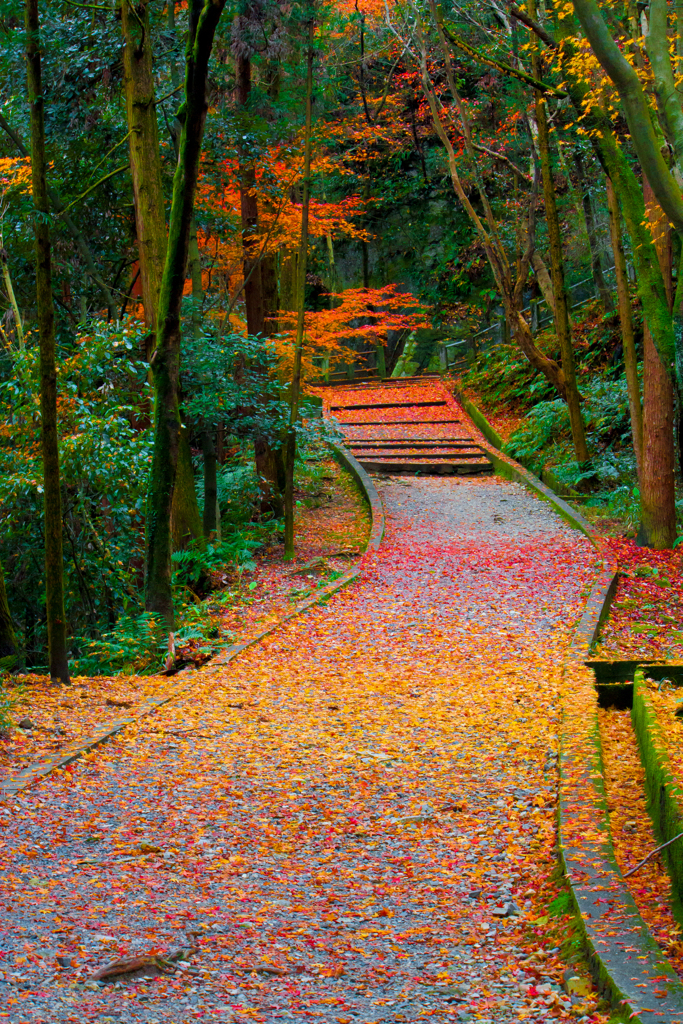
xmin=347 ymin=440 xmax=478 ymax=449
xmin=336 ymin=418 xmax=461 ymax=426
xmin=330 ymin=401 xmax=447 ymax=411
xmin=352 ymin=451 xmax=485 ymax=461
xmin=360 ymin=460 xmax=492 ymax=475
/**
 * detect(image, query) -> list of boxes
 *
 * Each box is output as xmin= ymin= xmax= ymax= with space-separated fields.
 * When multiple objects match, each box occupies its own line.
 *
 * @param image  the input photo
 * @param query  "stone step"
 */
xmin=353 ymin=449 xmax=485 ymax=461
xmin=359 ymin=459 xmax=492 ymax=476
xmin=330 ymin=400 xmax=447 ymax=412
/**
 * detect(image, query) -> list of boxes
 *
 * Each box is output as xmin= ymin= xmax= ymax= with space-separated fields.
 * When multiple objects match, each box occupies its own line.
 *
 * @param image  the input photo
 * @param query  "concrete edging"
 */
xmin=0 ymin=450 xmax=385 ymax=800
xmin=561 ymin=572 xmax=683 ymax=1022
xmin=454 ymin=387 xmax=683 ymax=1019
xmin=632 ymin=671 xmax=683 ymax=925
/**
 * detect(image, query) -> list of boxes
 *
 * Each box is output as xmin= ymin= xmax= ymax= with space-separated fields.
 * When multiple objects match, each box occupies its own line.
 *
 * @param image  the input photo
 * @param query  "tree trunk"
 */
xmin=529 ymin=0 xmax=588 ymax=463
xmin=531 ymin=251 xmax=555 ymax=315
xmin=237 ymin=54 xmax=264 ymax=338
xmin=284 ymin=21 xmax=315 ymax=560
xmin=170 ymin=429 xmax=204 ymax=549
xmin=188 ymin=219 xmax=203 ymax=337
xmin=201 ymin=429 xmax=219 ymax=539
xmin=638 ymin=177 xmax=677 ymax=548
xmin=573 ymin=150 xmax=613 ymax=311
xmin=145 ymin=0 xmax=226 ymax=625
xmin=606 ymin=176 xmax=643 ymax=479
xmin=639 ymin=324 xmax=676 ymax=548
xmin=0 ymin=561 xmax=17 ymax=669
xmin=121 ymin=0 xmax=167 ymax=336
xmin=26 ymin=0 xmax=69 ymax=684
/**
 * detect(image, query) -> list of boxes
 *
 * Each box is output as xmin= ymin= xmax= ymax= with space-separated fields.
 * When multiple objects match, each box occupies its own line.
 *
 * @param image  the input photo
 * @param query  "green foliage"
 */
xmin=171 ymin=534 xmax=262 ymax=591
xmin=0 ymin=319 xmax=152 ymax=664
xmin=460 ymin=343 xmax=555 ymax=410
xmin=74 ymin=612 xmax=167 ymax=677
xmin=503 ymin=375 xmax=636 ymax=489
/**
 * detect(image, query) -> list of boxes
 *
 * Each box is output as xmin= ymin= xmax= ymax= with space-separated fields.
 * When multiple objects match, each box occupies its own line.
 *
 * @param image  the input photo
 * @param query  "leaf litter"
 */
xmin=0 ymin=439 xmax=611 ymax=1021
xmin=0 ymin=458 xmax=369 ymax=780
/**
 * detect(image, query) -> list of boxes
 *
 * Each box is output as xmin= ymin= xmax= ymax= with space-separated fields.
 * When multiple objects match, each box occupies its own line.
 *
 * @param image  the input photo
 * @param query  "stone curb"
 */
xmin=632 ymin=671 xmax=683 ymax=925
xmin=444 ymin=388 xmax=683 ymax=1018
xmin=561 ymin=575 xmax=683 ymax=1021
xmin=0 ymin=448 xmax=385 ymax=800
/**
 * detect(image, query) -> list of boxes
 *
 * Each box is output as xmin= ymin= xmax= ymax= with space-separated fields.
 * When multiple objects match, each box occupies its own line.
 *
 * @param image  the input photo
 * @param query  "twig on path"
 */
xmin=623 ymin=831 xmax=683 ymax=877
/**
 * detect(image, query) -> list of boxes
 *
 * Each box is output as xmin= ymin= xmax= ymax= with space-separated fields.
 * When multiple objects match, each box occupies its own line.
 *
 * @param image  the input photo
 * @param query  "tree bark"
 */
xmin=529 ymin=0 xmax=588 ymax=463
xmin=531 ymin=251 xmax=555 ymax=314
xmin=171 ymin=429 xmax=204 ymax=549
xmin=237 ymin=54 xmax=264 ymax=338
xmin=606 ymin=176 xmax=643 ymax=479
xmin=26 ymin=0 xmax=70 ymax=684
xmin=201 ymin=429 xmax=219 ymax=539
xmin=0 ymin=561 xmax=18 ymax=668
xmin=284 ymin=21 xmax=314 ymax=560
xmin=121 ymin=0 xmax=167 ymax=335
xmin=145 ymin=0 xmax=226 ymax=625
xmin=639 ymin=324 xmax=676 ymax=548
xmin=638 ymin=177 xmax=677 ymax=548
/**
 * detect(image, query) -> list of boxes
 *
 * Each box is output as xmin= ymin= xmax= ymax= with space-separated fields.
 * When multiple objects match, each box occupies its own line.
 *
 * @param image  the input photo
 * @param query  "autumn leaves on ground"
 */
xmin=0 ymin=387 xmax=613 ymax=1023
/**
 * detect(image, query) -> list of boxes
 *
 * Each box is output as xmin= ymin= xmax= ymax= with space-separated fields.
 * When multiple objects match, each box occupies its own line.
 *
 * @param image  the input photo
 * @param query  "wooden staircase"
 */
xmin=321 ymin=380 xmax=492 ymax=476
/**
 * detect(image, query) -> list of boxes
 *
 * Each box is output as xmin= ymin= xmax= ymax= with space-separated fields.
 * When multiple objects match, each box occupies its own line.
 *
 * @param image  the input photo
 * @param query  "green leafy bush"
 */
xmin=74 ymin=612 xmax=167 ymax=676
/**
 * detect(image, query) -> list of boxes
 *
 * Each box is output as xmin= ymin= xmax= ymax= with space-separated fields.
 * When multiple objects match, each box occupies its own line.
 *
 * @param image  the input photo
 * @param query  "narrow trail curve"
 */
xmin=0 ymin=476 xmax=600 ymax=1023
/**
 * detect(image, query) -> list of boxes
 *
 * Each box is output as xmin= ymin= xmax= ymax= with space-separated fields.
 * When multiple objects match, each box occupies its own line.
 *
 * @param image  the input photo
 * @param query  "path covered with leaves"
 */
xmin=0 ymin=473 xmax=602 ymax=1023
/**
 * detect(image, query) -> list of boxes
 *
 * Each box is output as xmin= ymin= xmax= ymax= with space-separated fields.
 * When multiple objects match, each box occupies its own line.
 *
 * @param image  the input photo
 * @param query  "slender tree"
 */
xmin=606 ymin=176 xmax=642 ymax=480
xmin=26 ymin=0 xmax=70 ymax=683
xmin=121 ymin=0 xmax=167 ymax=345
xmin=284 ymin=18 xmax=315 ymax=560
xmin=0 ymin=563 xmax=17 ymax=670
xmin=145 ymin=0 xmax=227 ymax=623
xmin=527 ymin=0 xmax=588 ymax=464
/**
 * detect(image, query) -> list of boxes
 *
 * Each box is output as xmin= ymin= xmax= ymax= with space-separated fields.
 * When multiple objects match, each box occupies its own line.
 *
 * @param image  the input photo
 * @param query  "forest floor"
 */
xmin=0 ymin=457 xmax=369 ymax=780
xmin=0 ymin=467 xmax=612 ymax=1023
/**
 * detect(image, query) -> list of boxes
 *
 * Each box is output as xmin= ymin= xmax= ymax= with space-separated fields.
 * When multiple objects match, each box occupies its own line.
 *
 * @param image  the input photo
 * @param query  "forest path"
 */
xmin=0 ymin=471 xmax=601 ymax=1022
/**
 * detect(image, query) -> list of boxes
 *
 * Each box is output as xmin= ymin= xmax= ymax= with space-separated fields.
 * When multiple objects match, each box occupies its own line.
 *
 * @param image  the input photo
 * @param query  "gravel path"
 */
xmin=0 ymin=475 xmax=599 ymax=1023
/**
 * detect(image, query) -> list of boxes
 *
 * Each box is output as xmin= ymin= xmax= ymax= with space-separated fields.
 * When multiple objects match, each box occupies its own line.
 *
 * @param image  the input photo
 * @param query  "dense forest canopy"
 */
xmin=1 ymin=0 xmax=682 ymax=677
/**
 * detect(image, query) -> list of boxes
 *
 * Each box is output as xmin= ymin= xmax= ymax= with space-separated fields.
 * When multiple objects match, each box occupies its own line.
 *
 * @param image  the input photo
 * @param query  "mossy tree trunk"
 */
xmin=284 ymin=20 xmax=315 ymax=560
xmin=638 ymin=179 xmax=676 ymax=549
xmin=145 ymin=0 xmax=226 ymax=624
xmin=201 ymin=429 xmax=218 ymax=539
xmin=126 ymin=0 xmax=204 ymax=563
xmin=171 ymin=430 xmax=205 ymax=550
xmin=26 ymin=0 xmax=69 ymax=684
xmin=0 ymin=562 xmax=17 ymax=669
xmin=121 ymin=0 xmax=167 ymax=342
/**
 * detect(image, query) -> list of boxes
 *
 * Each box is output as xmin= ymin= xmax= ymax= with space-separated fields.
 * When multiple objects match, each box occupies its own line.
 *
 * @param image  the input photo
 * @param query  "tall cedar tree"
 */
xmin=145 ymin=0 xmax=226 ymax=624
xmin=122 ymin=0 xmax=205 ymax=553
xmin=527 ymin=0 xmax=588 ymax=464
xmin=26 ymin=0 xmax=69 ymax=682
xmin=284 ymin=18 xmax=315 ymax=560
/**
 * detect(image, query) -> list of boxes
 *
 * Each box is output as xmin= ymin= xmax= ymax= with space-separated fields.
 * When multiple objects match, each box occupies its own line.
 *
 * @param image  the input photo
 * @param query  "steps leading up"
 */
xmin=321 ymin=380 xmax=493 ymax=476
